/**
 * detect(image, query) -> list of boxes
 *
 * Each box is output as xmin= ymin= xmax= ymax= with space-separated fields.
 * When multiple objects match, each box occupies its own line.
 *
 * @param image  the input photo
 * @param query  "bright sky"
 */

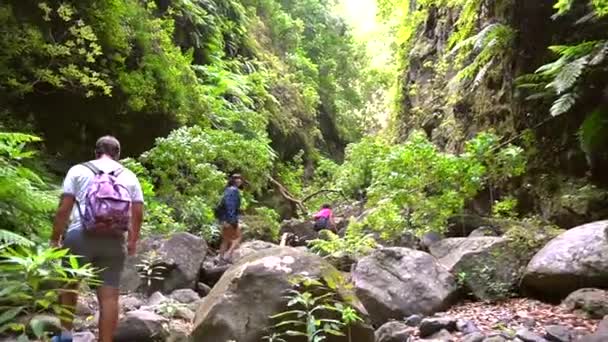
xmin=335 ymin=0 xmax=393 ymax=68
xmin=336 ymin=0 xmax=379 ymax=38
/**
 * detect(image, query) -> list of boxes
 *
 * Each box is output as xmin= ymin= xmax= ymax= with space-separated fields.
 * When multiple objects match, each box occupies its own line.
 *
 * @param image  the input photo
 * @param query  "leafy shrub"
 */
xmin=493 ymin=197 xmax=518 ymax=219
xmin=0 ymin=132 xmax=57 ymax=241
xmin=309 ymin=223 xmax=377 ymax=259
xmin=0 ymin=243 xmax=98 ymax=340
xmin=504 ymin=218 xmax=562 ymax=259
xmin=264 ymin=276 xmax=363 ymax=342
xmin=121 ymin=158 xmax=185 ymax=235
xmin=358 ymin=131 xmax=524 ymax=239
xmin=241 ymin=207 xmax=281 ymax=242
xmin=334 ymin=137 xmax=391 ymax=198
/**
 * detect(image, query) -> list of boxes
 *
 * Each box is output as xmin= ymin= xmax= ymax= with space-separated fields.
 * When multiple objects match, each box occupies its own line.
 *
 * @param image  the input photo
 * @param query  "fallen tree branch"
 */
xmin=267 ymin=176 xmax=306 ymax=214
xmin=301 ymin=189 xmax=349 ymax=203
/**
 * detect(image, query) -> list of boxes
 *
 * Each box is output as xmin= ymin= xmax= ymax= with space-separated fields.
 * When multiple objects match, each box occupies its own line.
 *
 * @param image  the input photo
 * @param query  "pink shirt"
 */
xmin=314 ymin=208 xmax=332 ymax=219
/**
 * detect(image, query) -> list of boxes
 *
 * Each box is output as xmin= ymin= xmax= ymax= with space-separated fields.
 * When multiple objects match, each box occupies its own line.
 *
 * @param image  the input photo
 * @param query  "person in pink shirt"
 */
xmin=313 ymin=204 xmax=335 ymax=232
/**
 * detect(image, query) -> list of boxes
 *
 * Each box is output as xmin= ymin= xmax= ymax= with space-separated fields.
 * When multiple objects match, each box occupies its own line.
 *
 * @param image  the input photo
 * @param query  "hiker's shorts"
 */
xmin=62 ymin=227 xmax=127 ymax=288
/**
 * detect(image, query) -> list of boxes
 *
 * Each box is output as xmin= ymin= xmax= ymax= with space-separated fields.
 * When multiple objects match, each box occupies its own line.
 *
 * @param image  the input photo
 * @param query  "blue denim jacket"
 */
xmin=220 ymin=186 xmax=240 ymax=225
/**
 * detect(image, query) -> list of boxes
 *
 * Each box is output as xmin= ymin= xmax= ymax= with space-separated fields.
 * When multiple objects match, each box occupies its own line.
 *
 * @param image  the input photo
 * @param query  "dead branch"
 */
xmin=301 ymin=189 xmax=348 ymax=203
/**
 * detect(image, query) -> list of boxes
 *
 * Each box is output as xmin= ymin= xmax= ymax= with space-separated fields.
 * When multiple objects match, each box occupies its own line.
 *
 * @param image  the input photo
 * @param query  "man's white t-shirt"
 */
xmin=62 ymin=158 xmax=144 ymax=232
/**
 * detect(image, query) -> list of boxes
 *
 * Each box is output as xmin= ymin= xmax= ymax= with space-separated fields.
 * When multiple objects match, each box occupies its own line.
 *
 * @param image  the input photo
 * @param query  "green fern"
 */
xmin=553 ymin=0 xmax=575 ymax=17
xmin=550 ymin=92 xmax=578 ymax=116
xmin=518 ymin=39 xmax=607 ymax=116
xmin=592 ymin=0 xmax=608 ymax=16
xmin=0 ymin=132 xmax=57 ymax=240
xmin=0 ymin=229 xmax=34 ymax=249
xmin=449 ymin=23 xmax=515 ymax=87
xmin=578 ymin=107 xmax=608 ymax=155
xmin=547 ymin=56 xmax=588 ymax=94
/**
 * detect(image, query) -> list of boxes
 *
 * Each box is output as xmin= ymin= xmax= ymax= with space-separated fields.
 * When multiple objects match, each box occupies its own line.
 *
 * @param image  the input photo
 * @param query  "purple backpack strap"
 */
xmin=81 ymin=161 xmax=102 ymax=175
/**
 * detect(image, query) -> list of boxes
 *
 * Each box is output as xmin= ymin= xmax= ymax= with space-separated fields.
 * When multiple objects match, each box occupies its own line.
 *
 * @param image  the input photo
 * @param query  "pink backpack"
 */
xmin=78 ymin=162 xmax=132 ymax=236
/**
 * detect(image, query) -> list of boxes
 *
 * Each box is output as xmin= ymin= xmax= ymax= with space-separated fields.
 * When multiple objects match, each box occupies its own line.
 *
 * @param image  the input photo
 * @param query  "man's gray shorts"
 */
xmin=63 ymin=227 xmax=126 ymax=288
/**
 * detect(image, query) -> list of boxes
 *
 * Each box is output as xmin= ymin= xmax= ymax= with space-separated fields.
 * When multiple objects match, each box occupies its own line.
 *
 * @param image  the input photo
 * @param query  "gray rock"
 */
xmin=167 ymin=328 xmax=189 ymax=342
xmin=147 ymin=291 xmax=167 ymax=306
xmin=420 ymin=232 xmax=443 ymax=251
xmin=278 ymin=220 xmax=318 ymax=246
xmin=447 ymin=215 xmax=502 ymax=237
xmin=188 ymin=298 xmax=204 ymax=312
xmin=174 ymin=306 xmax=195 ymax=321
xmin=199 ymin=258 xmax=230 ymax=287
xmin=191 ymin=247 xmax=375 ymax=342
xmin=430 ymin=237 xmax=524 ymax=301
xmin=469 ymin=226 xmax=500 ymax=237
xmin=421 ymin=328 xmax=453 ymax=341
xmin=120 ymin=294 xmax=144 ymax=312
xmin=196 ymin=282 xmax=211 ymax=297
xmin=75 ymin=297 xmax=95 ymax=316
xmin=406 ymin=314 xmax=424 ymax=326
xmin=482 ymin=335 xmax=509 ymax=342
xmin=544 ymin=325 xmax=572 ymax=342
xmin=562 ymin=288 xmax=608 ymax=318
xmin=457 ymin=319 xmax=481 ymax=334
xmin=352 ymin=248 xmax=458 ymax=325
xmin=523 ymin=221 xmax=608 ymax=299
xmin=516 ymin=328 xmax=548 ymax=342
xmin=577 ymin=315 xmax=608 ymax=342
xmin=169 ymin=288 xmax=200 ymax=304
xmin=231 ymin=240 xmax=279 ymax=263
xmin=375 ymin=321 xmax=411 ymax=342
xmin=463 ymin=332 xmax=486 ymax=342
xmin=121 ymin=233 xmax=208 ymax=293
xmin=114 ymin=310 xmax=168 ymax=342
xmin=419 ymin=317 xmax=458 ymax=337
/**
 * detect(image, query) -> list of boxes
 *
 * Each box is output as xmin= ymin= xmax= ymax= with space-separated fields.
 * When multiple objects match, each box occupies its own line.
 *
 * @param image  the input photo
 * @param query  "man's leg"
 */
xmin=58 ymin=285 xmax=79 ymax=330
xmin=97 ymin=286 xmax=120 ymax=342
xmin=94 ymin=240 xmax=126 ymax=342
xmin=219 ymin=223 xmax=233 ymax=260
xmin=226 ymin=225 xmax=242 ymax=259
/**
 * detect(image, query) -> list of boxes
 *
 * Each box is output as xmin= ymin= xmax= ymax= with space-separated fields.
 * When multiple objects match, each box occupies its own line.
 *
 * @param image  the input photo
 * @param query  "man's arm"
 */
xmin=128 ymin=202 xmax=143 ymax=256
xmin=50 ymin=195 xmax=75 ymax=246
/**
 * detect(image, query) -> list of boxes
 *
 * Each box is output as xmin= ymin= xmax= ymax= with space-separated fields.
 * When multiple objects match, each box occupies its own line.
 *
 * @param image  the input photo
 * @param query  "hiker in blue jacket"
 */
xmin=217 ymin=174 xmax=243 ymax=262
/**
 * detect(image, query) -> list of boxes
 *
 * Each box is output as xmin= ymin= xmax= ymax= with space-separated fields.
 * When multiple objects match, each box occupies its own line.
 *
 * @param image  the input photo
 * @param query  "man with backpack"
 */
xmin=50 ymin=136 xmax=144 ymax=342
xmin=215 ymin=173 xmax=243 ymax=263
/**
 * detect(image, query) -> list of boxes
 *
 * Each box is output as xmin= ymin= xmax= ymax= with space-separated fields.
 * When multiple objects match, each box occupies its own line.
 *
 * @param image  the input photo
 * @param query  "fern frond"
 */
xmin=589 ymin=40 xmax=608 ymax=65
xmin=547 ymin=56 xmax=588 ymax=94
xmin=472 ymin=58 xmax=494 ymax=88
xmin=0 ymin=229 xmax=34 ymax=249
xmin=592 ymin=0 xmax=608 ymax=17
xmin=536 ymin=57 xmax=567 ymax=75
xmin=553 ymin=0 xmax=575 ymax=18
xmin=550 ymin=92 xmax=577 ymax=116
xmin=578 ymin=108 xmax=608 ymax=154
xmin=549 ymin=41 xmax=599 ymax=58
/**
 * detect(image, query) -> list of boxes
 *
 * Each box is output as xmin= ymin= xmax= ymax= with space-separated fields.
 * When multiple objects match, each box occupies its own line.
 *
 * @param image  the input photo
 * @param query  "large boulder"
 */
xmin=114 ymin=310 xmax=169 ymax=342
xmin=562 ymin=288 xmax=608 ymax=318
xmin=279 ymin=219 xmax=318 ymax=246
xmin=232 ymin=240 xmax=278 ymax=262
xmin=375 ymin=321 xmax=411 ymax=342
xmin=522 ymin=221 xmax=608 ymax=299
xmin=351 ymin=248 xmax=458 ymax=325
xmin=578 ymin=315 xmax=608 ymax=342
xmin=191 ymin=247 xmax=374 ymax=342
xmin=446 ymin=215 xmax=503 ymax=237
xmin=121 ymin=233 xmax=208 ymax=294
xmin=430 ymin=237 xmax=525 ymax=301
